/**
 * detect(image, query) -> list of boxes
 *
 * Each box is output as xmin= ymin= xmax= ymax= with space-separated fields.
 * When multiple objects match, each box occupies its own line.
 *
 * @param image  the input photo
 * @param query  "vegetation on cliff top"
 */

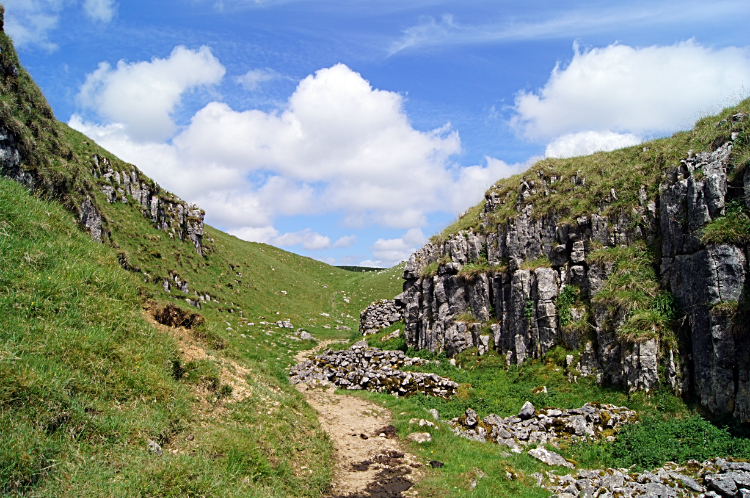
xmin=441 ymin=98 xmax=750 ymax=237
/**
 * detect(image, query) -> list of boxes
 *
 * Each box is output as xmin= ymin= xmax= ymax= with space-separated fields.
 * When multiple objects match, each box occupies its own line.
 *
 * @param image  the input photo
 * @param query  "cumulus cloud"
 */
xmin=272 ymin=229 xmax=331 ymax=250
xmin=72 ymin=62 xmax=465 ymax=234
xmin=77 ymin=46 xmax=225 ymax=141
xmin=448 ymin=157 xmax=527 ymax=212
xmin=237 ymin=68 xmax=280 ymax=90
xmin=333 ymin=235 xmax=357 ymax=248
xmin=369 ymin=228 xmax=426 ymax=267
xmin=545 ymin=131 xmax=642 ymax=158
xmin=83 ymin=0 xmax=117 ymax=23
xmin=512 ymin=41 xmax=750 ymax=140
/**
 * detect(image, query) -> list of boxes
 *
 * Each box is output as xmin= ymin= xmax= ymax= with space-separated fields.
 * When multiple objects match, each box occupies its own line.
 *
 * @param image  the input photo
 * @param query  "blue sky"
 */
xmin=5 ymin=0 xmax=750 ymax=266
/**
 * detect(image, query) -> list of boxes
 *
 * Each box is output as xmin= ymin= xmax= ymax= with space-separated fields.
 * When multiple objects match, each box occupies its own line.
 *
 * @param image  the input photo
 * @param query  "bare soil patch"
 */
xmin=294 ymin=342 xmax=423 ymax=497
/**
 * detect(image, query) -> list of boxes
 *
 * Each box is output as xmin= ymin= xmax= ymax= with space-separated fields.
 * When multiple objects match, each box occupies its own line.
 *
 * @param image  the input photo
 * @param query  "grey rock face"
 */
xmin=79 ymin=197 xmax=102 ymax=242
xmin=359 ymin=299 xmax=404 ymax=335
xmin=91 ymin=155 xmax=206 ymax=255
xmin=398 ymin=140 xmax=749 ymax=422
xmin=0 ymin=126 xmax=34 ymax=189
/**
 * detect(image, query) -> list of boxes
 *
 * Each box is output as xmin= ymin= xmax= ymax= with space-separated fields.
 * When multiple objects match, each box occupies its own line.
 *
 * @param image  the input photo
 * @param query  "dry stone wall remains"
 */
xmin=359 ymin=298 xmax=405 ymax=335
xmin=289 ymin=341 xmax=458 ymax=398
xmin=400 ymin=137 xmax=750 ymax=423
xmin=449 ymin=402 xmax=637 ymax=452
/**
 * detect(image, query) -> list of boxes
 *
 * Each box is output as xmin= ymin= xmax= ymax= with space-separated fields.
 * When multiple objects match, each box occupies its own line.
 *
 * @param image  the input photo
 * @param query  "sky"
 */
xmin=4 ymin=0 xmax=750 ymax=267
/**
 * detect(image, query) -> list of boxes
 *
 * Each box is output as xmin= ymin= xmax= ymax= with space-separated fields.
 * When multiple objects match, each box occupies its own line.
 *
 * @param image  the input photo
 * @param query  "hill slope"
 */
xmin=0 ymin=6 xmax=405 ymax=495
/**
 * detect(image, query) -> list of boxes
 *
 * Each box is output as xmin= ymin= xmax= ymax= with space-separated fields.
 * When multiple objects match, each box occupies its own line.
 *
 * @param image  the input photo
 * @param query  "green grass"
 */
xmin=589 ymin=242 xmax=678 ymax=344
xmin=0 ymin=178 xmax=339 ymax=497
xmin=702 ymin=199 xmax=750 ymax=246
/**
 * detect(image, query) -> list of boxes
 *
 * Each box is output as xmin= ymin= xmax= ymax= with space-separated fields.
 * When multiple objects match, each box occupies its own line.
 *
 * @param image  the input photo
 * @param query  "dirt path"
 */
xmin=294 ymin=342 xmax=422 ymax=498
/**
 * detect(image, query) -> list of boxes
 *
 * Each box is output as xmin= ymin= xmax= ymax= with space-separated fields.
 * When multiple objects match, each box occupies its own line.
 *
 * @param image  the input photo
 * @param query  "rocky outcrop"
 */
xmin=450 ymin=402 xmax=637 ymax=451
xmin=359 ymin=298 xmax=404 ymax=335
xmin=91 ymin=154 xmax=205 ymax=254
xmin=400 ymin=138 xmax=750 ymax=421
xmin=79 ymin=197 xmax=102 ymax=242
xmin=541 ymin=458 xmax=750 ymax=498
xmin=0 ymin=126 xmax=33 ymax=189
xmin=658 ymin=144 xmax=749 ymax=421
xmin=289 ymin=341 xmax=458 ymax=398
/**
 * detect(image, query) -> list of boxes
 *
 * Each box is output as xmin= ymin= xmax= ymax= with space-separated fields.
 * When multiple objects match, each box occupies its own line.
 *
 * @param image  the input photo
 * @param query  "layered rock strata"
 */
xmin=450 ymin=402 xmax=637 ymax=452
xmin=542 ymin=458 xmax=750 ymax=498
xmin=359 ymin=298 xmax=405 ymax=335
xmin=289 ymin=342 xmax=458 ymax=398
xmin=400 ymin=139 xmax=750 ymax=421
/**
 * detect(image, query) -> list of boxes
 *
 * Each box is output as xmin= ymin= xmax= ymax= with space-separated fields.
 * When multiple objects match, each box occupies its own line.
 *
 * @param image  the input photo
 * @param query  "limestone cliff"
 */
xmin=401 ymin=119 xmax=750 ymax=422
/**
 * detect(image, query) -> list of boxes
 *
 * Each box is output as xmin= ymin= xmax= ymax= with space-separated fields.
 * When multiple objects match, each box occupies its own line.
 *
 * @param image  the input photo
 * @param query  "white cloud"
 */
xmin=512 ymin=41 xmax=750 ymax=140
xmin=72 ymin=62 xmax=465 ymax=234
xmin=370 ymin=228 xmax=426 ymax=267
xmin=448 ymin=156 xmax=526 ymax=213
xmin=83 ymin=0 xmax=117 ymax=23
xmin=545 ymin=131 xmax=642 ymax=158
xmin=333 ymin=235 xmax=357 ymax=248
xmin=237 ymin=68 xmax=280 ymax=91
xmin=357 ymin=260 xmax=385 ymax=268
xmin=229 ymin=226 xmax=279 ymax=243
xmin=3 ymin=0 xmax=64 ymax=50
xmin=272 ymin=229 xmax=331 ymax=250
xmin=77 ymin=46 xmax=225 ymax=141
xmin=389 ymin=2 xmax=745 ymax=55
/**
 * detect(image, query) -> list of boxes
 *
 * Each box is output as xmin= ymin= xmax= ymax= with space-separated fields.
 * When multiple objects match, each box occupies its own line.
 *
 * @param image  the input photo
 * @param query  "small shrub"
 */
xmin=556 ymin=285 xmax=579 ymax=327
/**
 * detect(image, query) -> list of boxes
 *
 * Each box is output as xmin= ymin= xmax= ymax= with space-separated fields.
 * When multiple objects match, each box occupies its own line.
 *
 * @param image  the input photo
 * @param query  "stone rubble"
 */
xmin=289 ymin=341 xmax=458 ymax=398
xmin=359 ymin=298 xmax=405 ymax=335
xmin=542 ymin=458 xmax=750 ymax=498
xmin=450 ymin=402 xmax=637 ymax=450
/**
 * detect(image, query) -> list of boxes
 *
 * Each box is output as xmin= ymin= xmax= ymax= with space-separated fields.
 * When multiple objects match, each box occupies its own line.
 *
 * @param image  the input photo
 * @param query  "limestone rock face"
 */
xmin=90 ymin=154 xmax=206 ymax=254
xmin=0 ymin=126 xmax=34 ymax=189
xmin=79 ymin=197 xmax=102 ymax=242
xmin=397 ymin=139 xmax=750 ymax=422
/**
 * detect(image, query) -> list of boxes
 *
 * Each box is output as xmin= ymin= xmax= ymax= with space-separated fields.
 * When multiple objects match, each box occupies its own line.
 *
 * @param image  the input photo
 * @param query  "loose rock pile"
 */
xmin=289 ymin=341 xmax=458 ymax=398
xmin=450 ymin=402 xmax=637 ymax=451
xmin=359 ymin=299 xmax=404 ymax=335
xmin=542 ymin=458 xmax=750 ymax=498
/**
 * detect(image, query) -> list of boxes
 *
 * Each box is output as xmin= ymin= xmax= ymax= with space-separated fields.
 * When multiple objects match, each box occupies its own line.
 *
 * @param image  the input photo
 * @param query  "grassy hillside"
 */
xmin=0 ymin=9 xmax=407 ymax=494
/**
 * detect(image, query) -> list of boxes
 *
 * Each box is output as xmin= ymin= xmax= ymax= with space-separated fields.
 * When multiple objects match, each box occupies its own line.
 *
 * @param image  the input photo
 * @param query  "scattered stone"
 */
xmin=539 ymin=458 xmax=750 ymax=498
xmin=297 ymin=330 xmax=315 ymax=341
xmin=147 ymin=439 xmax=162 ymax=456
xmin=409 ymin=418 xmax=437 ymax=429
xmin=519 ymin=401 xmax=535 ymax=420
xmin=429 ymin=460 xmax=444 ymax=468
xmin=406 ymin=432 xmax=432 ymax=443
xmin=428 ymin=408 xmax=440 ymax=421
xmin=528 ymin=448 xmax=574 ymax=469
